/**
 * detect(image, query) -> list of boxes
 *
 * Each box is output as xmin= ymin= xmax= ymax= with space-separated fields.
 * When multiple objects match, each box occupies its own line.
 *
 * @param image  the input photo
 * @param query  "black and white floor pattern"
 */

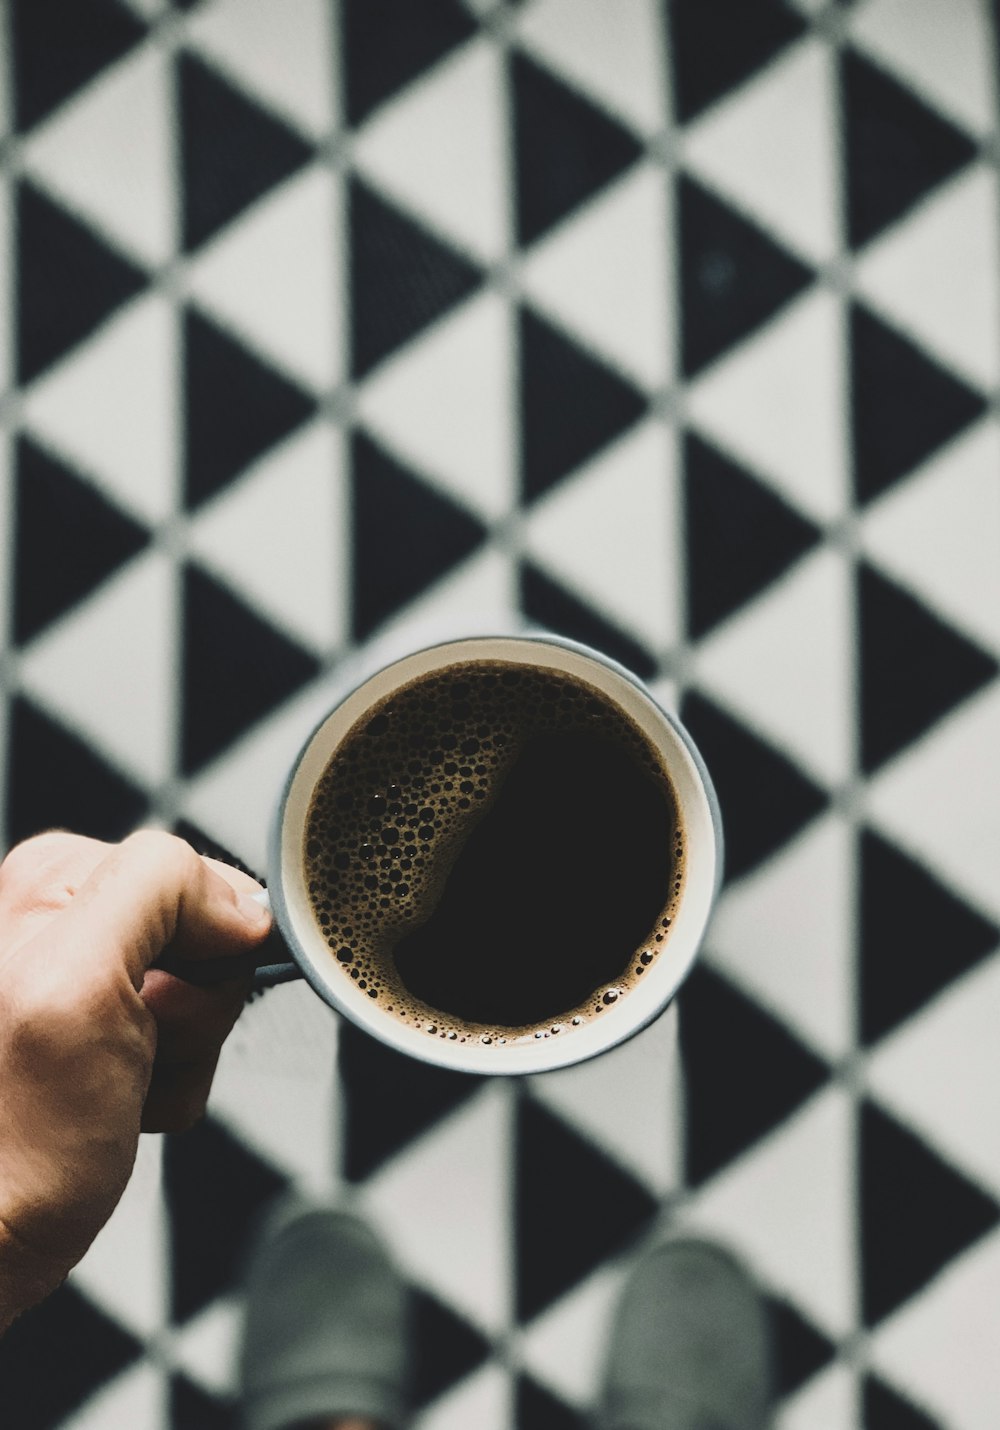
xmin=0 ymin=1 xmax=998 ymax=1425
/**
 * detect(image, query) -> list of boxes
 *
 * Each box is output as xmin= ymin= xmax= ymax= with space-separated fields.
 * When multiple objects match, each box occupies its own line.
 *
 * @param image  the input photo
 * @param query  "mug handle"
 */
xmin=153 ymin=890 xmax=302 ymax=991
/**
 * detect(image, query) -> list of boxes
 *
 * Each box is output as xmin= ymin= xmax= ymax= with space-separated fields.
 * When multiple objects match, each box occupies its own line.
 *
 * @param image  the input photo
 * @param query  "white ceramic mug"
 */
xmin=162 ymin=632 xmax=722 ymax=1074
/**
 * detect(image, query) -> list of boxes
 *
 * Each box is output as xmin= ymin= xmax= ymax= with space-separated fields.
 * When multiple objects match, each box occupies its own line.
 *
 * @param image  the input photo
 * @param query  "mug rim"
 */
xmin=268 ymin=632 xmax=723 ymax=1075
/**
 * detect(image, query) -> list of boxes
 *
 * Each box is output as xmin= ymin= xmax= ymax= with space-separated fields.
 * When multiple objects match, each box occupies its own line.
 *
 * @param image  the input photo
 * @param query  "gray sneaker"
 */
xmin=238 ymin=1198 xmax=409 ymax=1430
xmin=596 ymin=1239 xmax=773 ymax=1430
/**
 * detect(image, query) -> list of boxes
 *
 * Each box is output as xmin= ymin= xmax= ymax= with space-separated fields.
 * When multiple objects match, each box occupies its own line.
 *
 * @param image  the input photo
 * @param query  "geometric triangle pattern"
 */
xmin=859 ymin=1101 xmax=1000 ymax=1327
xmin=677 ymin=965 xmax=830 ymax=1187
xmin=13 ymin=434 xmax=149 ymax=645
xmin=510 ymin=51 xmax=642 ymax=247
xmin=16 ymin=179 xmax=147 ymax=384
xmin=858 ymin=562 xmax=998 ymax=773
xmin=682 ymin=430 xmax=821 ymax=639
xmin=859 ymin=829 xmax=999 ymax=1045
xmin=841 ymin=48 xmax=977 ymax=250
xmin=4 ymin=5 xmax=1000 ymax=1425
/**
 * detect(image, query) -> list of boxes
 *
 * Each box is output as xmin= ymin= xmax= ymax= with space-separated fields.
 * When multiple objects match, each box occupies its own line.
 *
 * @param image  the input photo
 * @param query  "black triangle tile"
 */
xmin=183 ymin=307 xmax=317 ymax=509
xmin=516 ymin=1095 xmax=658 ymax=1321
xmin=180 ymin=563 xmax=321 ymax=775
xmin=16 ymin=180 xmax=147 ymax=384
xmin=0 ymin=1282 xmax=142 ymax=1426
xmin=860 ymin=1100 xmax=1000 ymax=1325
xmin=342 ymin=0 xmax=477 ymax=126
xmin=350 ymin=430 xmax=486 ymax=640
xmin=511 ymin=50 xmax=643 ymax=247
xmin=679 ymin=693 xmax=830 ymax=881
xmin=679 ymin=966 xmax=829 ymax=1186
xmin=517 ymin=1373 xmax=588 ymax=1430
xmin=338 ymin=1019 xmax=480 ymax=1182
xmin=170 ymin=1375 xmax=237 ymax=1430
xmin=679 ymin=175 xmax=814 ymax=378
xmin=11 ymin=0 xmax=147 ymax=132
xmin=349 ymin=178 xmax=484 ymax=378
xmin=842 ymin=49 xmax=977 ymax=250
xmin=850 ymin=304 xmax=986 ymax=506
xmin=768 ymin=1296 xmax=835 ymax=1398
xmin=410 ymin=1288 xmax=492 ymax=1409
xmin=13 ymin=436 xmax=149 ymax=646
xmin=858 ymin=563 xmax=998 ymax=773
xmin=668 ymin=0 xmax=806 ymax=123
xmin=178 ymin=51 xmax=313 ymax=252
xmin=6 ymin=697 xmax=147 ymax=848
xmin=519 ymin=305 xmax=648 ymax=503
xmin=519 ymin=561 xmax=657 ymax=681
xmin=683 ymin=431 xmax=821 ymax=639
xmin=863 ymin=1375 xmax=944 ymax=1430
xmin=860 ymin=829 xmax=998 ymax=1045
xmin=164 ymin=1115 xmax=288 ymax=1324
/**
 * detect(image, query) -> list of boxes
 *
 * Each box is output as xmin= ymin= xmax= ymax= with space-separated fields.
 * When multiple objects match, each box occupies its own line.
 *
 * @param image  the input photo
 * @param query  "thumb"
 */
xmin=57 ymin=830 xmax=271 ymax=988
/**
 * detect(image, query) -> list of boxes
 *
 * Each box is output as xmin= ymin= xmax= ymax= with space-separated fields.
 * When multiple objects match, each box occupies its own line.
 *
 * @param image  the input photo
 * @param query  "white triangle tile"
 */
xmin=371 ymin=545 xmax=516 ymax=653
xmin=356 ymin=290 xmax=515 ymax=522
xmin=186 ymin=0 xmax=335 ymax=141
xmin=525 ymin=418 xmax=679 ymax=652
xmin=861 ymin=419 xmax=1000 ymax=657
xmin=20 ymin=550 xmax=176 ymax=788
xmin=519 ymin=163 xmax=673 ymax=390
xmin=870 ymin=1227 xmax=1000 ymax=1430
xmin=776 ymin=1361 xmax=859 ymax=1430
xmin=211 ymin=980 xmax=340 ymax=1196
xmin=186 ymin=165 xmax=344 ymax=392
xmin=850 ymin=0 xmax=995 ymax=137
xmin=515 ymin=0 xmax=666 ymax=136
xmin=22 ymin=43 xmax=174 ymax=266
xmin=707 ymin=814 xmax=854 ymax=1063
xmin=361 ymin=1085 xmax=514 ymax=1335
xmin=352 ymin=37 xmax=508 ymax=262
xmin=414 ymin=1361 xmax=510 ymax=1430
xmin=686 ymin=288 xmax=847 ymax=524
xmin=681 ymin=39 xmax=838 ymax=264
xmin=62 ymin=1361 xmax=166 ymax=1430
xmin=188 ymin=420 xmax=347 ymax=654
xmin=70 ymin=1135 xmax=165 ymax=1338
xmin=529 ymin=1004 xmax=682 ymax=1196
xmin=867 ymin=954 xmax=1000 ymax=1199
xmin=647 ymin=672 xmax=680 ymax=715
xmin=866 ymin=681 xmax=1000 ymax=922
xmin=181 ymin=672 xmax=342 ymax=873
xmin=679 ymin=1086 xmax=856 ymax=1338
xmin=694 ymin=547 xmax=852 ymax=787
xmin=21 ymin=292 xmax=178 ymax=525
xmin=856 ymin=166 xmax=1000 ymax=393
xmin=171 ymin=1295 xmax=241 ymax=1396
xmin=518 ymin=1260 xmax=630 ymax=1408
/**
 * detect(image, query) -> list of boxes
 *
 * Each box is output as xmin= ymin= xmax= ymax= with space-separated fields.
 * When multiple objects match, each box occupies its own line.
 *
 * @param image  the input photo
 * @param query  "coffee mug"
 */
xmin=161 ymin=633 xmax=722 ymax=1075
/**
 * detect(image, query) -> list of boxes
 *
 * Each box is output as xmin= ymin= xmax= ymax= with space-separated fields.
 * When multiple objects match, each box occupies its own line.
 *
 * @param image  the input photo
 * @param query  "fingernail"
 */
xmin=236 ymin=891 xmax=271 ymax=929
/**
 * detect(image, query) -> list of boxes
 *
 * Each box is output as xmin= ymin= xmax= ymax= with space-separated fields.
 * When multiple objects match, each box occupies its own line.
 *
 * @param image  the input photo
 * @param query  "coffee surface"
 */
xmin=303 ymin=660 xmax=683 ymax=1043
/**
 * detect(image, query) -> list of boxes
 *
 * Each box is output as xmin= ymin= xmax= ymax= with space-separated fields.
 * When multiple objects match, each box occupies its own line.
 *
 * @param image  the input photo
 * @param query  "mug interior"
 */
xmin=270 ymin=636 xmax=720 ymax=1075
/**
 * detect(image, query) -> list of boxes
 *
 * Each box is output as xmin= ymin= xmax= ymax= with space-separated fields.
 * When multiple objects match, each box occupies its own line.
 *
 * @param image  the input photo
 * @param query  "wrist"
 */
xmin=0 ymin=1214 xmax=64 ymax=1334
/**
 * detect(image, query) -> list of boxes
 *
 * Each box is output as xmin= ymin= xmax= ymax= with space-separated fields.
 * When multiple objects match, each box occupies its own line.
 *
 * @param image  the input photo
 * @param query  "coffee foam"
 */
xmin=302 ymin=660 xmax=684 ymax=1044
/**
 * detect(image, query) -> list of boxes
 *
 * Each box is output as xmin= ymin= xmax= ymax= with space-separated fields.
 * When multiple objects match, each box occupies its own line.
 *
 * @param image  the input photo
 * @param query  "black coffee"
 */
xmin=303 ymin=660 xmax=683 ymax=1043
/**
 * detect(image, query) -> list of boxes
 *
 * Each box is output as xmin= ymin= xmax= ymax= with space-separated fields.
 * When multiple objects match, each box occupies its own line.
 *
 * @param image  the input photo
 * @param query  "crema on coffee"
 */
xmin=302 ymin=660 xmax=684 ymax=1045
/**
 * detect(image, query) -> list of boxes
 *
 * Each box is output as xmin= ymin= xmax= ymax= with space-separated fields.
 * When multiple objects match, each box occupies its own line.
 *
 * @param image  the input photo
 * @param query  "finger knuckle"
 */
xmin=123 ymin=829 xmax=201 ymax=882
xmin=0 ymin=831 xmax=81 ymax=899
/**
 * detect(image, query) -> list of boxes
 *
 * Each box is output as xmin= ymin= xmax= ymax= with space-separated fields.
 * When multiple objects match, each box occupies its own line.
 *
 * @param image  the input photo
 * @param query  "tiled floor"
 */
xmin=0 ymin=1 xmax=998 ymax=1426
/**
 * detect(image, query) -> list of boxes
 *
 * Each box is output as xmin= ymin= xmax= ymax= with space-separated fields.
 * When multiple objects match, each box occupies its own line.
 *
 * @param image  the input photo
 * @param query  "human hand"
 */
xmin=0 ymin=829 xmax=272 ymax=1331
